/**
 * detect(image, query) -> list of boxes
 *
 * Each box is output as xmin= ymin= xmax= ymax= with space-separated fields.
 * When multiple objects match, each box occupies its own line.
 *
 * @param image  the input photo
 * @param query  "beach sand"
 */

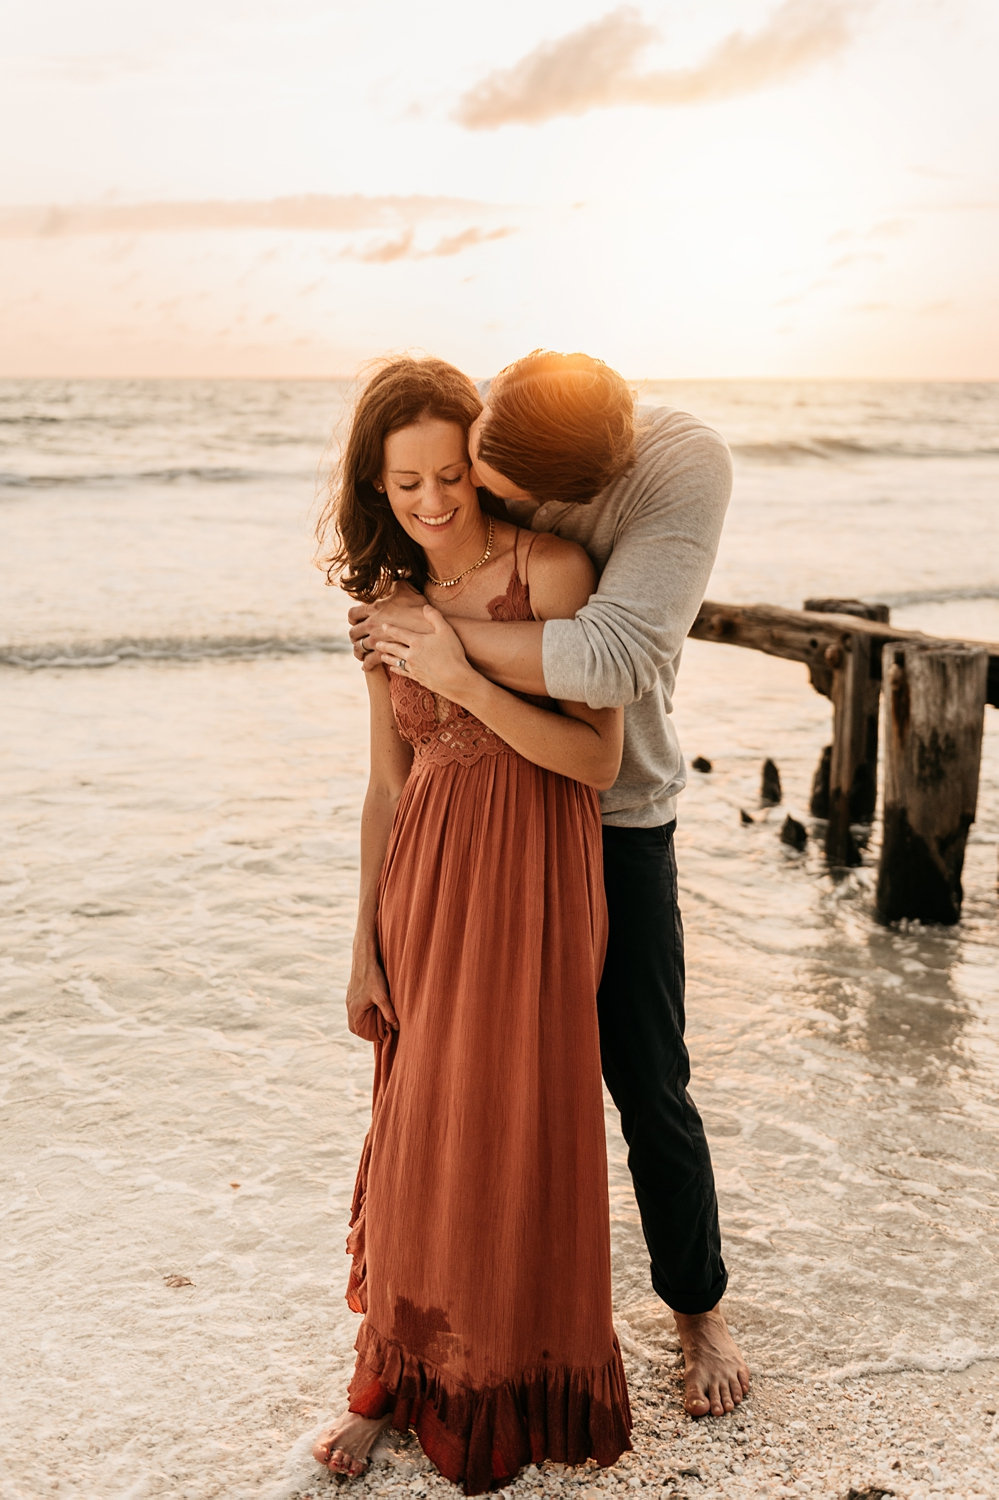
xmin=283 ymin=1363 xmax=999 ymax=1499
xmin=3 ymin=640 xmax=998 ymax=1500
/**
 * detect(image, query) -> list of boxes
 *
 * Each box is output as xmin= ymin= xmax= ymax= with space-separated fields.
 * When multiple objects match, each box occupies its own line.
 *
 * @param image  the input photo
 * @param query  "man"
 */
xmin=349 ymin=349 xmax=750 ymax=1419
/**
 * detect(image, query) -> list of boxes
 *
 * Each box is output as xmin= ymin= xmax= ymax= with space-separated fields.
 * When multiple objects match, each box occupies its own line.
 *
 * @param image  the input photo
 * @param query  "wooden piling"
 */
xmin=876 ymin=642 xmax=988 ymax=925
xmin=802 ymin=600 xmax=890 ymax=866
xmin=688 ymin=600 xmax=999 ymax=920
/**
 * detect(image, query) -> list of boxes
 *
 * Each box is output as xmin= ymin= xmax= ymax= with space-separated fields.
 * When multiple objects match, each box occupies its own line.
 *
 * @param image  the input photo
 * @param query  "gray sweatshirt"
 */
xmin=531 ymin=405 xmax=732 ymax=828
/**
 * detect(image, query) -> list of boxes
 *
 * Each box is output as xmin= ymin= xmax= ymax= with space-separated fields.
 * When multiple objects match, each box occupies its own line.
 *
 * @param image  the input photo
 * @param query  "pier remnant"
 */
xmin=875 ymin=642 xmax=988 ymax=925
xmin=809 ymin=744 xmax=832 ymax=819
xmin=780 ymin=815 xmax=807 ymax=851
xmin=804 ymin=600 xmax=890 ymax=864
xmin=761 ymin=758 xmax=782 ymax=805
xmin=689 ymin=600 xmax=998 ymax=920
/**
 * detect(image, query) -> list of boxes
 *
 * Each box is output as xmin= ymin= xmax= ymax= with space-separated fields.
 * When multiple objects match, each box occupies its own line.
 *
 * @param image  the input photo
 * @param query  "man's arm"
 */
xmin=540 ymin=421 xmax=732 ymax=709
xmin=448 ymin=617 xmax=547 ymax=695
xmin=350 ymin=415 xmax=732 ymax=706
xmin=454 ymin=420 xmax=732 ymax=707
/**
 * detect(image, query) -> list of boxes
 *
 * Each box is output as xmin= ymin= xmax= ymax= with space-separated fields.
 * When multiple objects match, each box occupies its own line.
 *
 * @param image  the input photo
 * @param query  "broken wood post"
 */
xmin=876 ymin=642 xmax=988 ymax=924
xmin=804 ymin=601 xmax=890 ymax=847
xmin=825 ymin=635 xmax=877 ymax=867
xmin=809 ymin=744 xmax=832 ymax=818
xmin=761 ymin=758 xmax=782 ymax=806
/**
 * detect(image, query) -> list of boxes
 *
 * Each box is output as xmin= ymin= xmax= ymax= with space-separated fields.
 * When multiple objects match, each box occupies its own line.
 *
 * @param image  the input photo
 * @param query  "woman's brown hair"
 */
xmin=476 ymin=350 xmax=635 ymax=507
xmin=317 ymin=356 xmax=484 ymax=601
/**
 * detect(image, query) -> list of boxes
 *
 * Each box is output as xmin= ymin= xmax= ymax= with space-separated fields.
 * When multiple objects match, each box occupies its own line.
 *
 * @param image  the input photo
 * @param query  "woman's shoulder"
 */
xmin=516 ymin=526 xmax=596 ymax=618
xmin=518 ymin=525 xmax=591 ymax=572
xmin=522 ymin=528 xmax=591 ymax=573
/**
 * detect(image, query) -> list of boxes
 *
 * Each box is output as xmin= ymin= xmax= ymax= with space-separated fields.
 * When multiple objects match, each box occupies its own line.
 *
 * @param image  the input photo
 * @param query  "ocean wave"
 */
xmin=0 ymin=465 xmax=305 ymax=489
xmin=731 ymin=437 xmax=999 ymax=462
xmin=0 ymin=633 xmax=351 ymax=670
xmin=877 ymin=584 xmax=999 ymax=607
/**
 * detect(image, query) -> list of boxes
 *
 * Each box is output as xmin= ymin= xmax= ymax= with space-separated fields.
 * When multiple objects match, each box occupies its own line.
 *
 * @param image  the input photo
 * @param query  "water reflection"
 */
xmin=798 ymin=916 xmax=975 ymax=1088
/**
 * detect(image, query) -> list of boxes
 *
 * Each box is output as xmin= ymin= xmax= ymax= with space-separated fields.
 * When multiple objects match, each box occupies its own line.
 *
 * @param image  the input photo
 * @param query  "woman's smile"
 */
xmin=381 ymin=416 xmax=487 ymax=571
xmin=414 ymin=508 xmax=458 ymax=529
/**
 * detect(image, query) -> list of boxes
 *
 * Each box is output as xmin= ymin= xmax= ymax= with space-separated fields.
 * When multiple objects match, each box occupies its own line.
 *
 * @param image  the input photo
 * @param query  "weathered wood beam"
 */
xmin=825 ymin=635 xmax=876 ymax=866
xmin=804 ymin=600 xmax=889 ymax=846
xmin=690 ymin=601 xmax=999 ymax=708
xmin=876 ymin=642 xmax=988 ymax=924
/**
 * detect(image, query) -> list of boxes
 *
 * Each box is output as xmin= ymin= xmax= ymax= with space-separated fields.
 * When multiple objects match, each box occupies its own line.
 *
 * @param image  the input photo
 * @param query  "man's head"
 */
xmin=469 ymin=350 xmax=636 ymax=508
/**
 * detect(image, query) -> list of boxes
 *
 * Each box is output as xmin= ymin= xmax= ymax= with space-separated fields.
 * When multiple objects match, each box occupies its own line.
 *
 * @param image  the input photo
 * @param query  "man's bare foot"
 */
xmin=673 ymin=1303 xmax=750 ymax=1418
xmin=312 ymin=1410 xmax=390 ymax=1477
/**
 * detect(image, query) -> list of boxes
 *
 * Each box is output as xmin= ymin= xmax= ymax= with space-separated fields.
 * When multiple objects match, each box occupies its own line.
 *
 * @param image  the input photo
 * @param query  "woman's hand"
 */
xmin=376 ymin=605 xmax=478 ymax=703
xmin=346 ymin=954 xmax=398 ymax=1042
xmin=348 ymin=582 xmax=429 ymax=670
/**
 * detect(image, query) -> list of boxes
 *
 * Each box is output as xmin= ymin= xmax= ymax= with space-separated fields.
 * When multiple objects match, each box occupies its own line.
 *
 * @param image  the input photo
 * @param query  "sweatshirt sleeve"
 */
xmin=540 ymin=417 xmax=732 ymax=709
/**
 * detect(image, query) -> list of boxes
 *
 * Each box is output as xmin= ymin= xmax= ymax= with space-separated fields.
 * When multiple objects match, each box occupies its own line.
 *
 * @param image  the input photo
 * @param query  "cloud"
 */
xmin=454 ymin=0 xmax=864 ymax=129
xmin=0 ymin=195 xmax=505 ymax=238
xmin=345 ymin=225 xmax=517 ymax=263
xmin=423 ymin=226 xmax=515 ymax=257
xmin=352 ymin=229 xmax=416 ymax=264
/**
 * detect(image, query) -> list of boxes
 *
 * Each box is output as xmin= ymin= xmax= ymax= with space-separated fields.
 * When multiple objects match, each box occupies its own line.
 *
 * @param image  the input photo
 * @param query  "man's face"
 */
xmin=468 ymin=408 xmax=538 ymax=510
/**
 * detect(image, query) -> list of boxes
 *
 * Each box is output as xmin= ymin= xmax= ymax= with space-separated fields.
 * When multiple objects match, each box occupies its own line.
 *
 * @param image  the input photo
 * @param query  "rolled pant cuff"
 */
xmin=651 ymin=1265 xmax=729 ymax=1317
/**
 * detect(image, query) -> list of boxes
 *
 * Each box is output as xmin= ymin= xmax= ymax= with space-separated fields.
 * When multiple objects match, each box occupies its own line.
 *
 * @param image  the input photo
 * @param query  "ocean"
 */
xmin=2 ymin=377 xmax=998 ymax=1498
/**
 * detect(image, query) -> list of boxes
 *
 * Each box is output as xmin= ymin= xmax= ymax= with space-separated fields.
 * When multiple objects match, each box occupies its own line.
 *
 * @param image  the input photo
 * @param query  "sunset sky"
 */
xmin=2 ymin=0 xmax=997 ymax=379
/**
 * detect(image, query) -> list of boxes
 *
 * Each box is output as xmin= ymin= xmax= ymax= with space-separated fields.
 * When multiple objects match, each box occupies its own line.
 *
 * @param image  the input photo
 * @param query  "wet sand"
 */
xmin=3 ymin=646 xmax=998 ymax=1500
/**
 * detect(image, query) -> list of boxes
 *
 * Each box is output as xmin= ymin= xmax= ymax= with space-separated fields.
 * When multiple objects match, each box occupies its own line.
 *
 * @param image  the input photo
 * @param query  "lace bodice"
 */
xmin=390 ymin=536 xmax=547 ymax=770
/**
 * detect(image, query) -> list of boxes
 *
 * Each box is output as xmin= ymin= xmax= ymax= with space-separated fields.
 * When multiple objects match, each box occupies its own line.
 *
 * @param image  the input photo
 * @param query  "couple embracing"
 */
xmin=312 ymin=350 xmax=749 ymax=1495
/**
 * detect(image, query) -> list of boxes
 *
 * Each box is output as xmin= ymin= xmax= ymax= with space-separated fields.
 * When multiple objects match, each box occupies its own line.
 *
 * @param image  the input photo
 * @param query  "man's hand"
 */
xmin=347 ymin=581 xmax=431 ymax=671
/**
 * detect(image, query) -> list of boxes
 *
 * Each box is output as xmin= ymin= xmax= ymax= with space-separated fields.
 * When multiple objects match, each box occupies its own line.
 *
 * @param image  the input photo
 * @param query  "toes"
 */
xmin=312 ymin=1433 xmax=334 ymax=1463
xmin=739 ymin=1366 xmax=752 ymax=1395
xmin=684 ymin=1390 xmax=711 ymax=1417
xmin=728 ymin=1376 xmax=745 ymax=1407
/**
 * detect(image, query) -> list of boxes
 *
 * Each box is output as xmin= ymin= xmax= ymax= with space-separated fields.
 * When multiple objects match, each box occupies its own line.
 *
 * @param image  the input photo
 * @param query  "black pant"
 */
xmin=598 ymin=821 xmax=728 ymax=1315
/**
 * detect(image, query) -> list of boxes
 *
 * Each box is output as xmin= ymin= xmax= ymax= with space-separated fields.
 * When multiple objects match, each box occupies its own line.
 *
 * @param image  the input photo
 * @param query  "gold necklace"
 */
xmin=426 ymin=516 xmax=495 ymax=589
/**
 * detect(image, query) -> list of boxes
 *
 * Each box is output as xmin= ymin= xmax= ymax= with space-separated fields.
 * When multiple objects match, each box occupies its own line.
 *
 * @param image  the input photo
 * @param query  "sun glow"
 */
xmin=2 ymin=0 xmax=997 ymax=378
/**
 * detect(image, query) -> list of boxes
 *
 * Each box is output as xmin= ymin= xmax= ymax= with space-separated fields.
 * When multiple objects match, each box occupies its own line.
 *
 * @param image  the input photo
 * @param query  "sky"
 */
xmin=2 ymin=0 xmax=998 ymax=379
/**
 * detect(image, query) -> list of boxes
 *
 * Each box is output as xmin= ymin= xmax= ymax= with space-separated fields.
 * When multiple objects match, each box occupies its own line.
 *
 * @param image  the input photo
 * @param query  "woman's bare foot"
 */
xmin=312 ymin=1410 xmax=390 ymax=1477
xmin=673 ymin=1303 xmax=750 ymax=1418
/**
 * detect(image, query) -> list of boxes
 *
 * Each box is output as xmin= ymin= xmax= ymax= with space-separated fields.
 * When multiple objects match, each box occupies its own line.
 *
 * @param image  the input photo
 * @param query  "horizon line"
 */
xmin=1 ymin=370 xmax=997 ymax=385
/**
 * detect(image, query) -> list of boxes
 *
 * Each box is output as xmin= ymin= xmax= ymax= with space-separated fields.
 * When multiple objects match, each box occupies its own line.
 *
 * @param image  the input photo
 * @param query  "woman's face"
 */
xmin=380 ymin=417 xmax=481 ymax=556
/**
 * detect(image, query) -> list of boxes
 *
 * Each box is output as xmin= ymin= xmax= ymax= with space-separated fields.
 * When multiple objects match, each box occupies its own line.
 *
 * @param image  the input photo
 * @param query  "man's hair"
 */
xmin=315 ymin=355 xmax=484 ymax=601
xmin=476 ymin=350 xmax=636 ymax=506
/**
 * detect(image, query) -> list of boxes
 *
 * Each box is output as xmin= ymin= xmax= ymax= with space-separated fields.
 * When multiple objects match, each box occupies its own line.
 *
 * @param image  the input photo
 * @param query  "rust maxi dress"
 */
xmin=344 ymin=538 xmax=632 ymax=1494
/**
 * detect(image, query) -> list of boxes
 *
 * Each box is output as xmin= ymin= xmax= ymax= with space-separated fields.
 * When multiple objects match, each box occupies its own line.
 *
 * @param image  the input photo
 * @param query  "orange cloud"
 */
xmin=454 ymin=0 xmax=865 ymax=129
xmin=344 ymin=225 xmax=517 ymax=264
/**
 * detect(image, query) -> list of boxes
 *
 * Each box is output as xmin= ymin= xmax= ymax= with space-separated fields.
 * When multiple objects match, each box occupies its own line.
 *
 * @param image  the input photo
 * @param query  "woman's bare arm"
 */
xmin=347 ymin=668 xmax=413 ymax=1039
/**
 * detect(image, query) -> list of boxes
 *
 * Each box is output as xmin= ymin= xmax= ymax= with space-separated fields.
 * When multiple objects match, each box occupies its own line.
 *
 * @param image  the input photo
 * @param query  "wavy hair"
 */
xmin=317 ymin=356 xmax=484 ymax=601
xmin=477 ymin=350 xmax=635 ymax=506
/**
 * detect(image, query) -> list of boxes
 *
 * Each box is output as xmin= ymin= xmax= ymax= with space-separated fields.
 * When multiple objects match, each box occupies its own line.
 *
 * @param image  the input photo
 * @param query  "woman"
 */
xmin=312 ymin=357 xmax=631 ymax=1495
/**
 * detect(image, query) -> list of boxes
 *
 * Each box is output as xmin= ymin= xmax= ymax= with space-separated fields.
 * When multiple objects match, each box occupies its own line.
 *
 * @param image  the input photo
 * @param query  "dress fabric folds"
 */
xmin=345 ymin=540 xmax=632 ymax=1494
